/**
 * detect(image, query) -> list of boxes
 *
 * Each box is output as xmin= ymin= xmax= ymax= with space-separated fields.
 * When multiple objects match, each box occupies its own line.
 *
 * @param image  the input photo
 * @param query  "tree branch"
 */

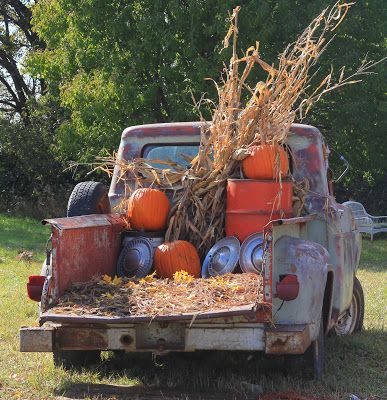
xmin=0 ymin=73 xmax=18 ymax=103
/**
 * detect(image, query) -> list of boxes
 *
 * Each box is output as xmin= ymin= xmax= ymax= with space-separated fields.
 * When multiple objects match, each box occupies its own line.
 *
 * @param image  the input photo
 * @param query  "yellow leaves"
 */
xmin=101 ymin=272 xmax=159 ymax=288
xmin=231 ymin=285 xmax=244 ymax=293
xmin=123 ymin=281 xmax=137 ymax=289
xmin=139 ymin=271 xmax=156 ymax=285
xmin=209 ymin=275 xmax=228 ymax=287
xmin=173 ymin=270 xmax=194 ymax=284
xmin=101 ymin=275 xmax=122 ymax=285
xmin=112 ymin=276 xmax=122 ymax=285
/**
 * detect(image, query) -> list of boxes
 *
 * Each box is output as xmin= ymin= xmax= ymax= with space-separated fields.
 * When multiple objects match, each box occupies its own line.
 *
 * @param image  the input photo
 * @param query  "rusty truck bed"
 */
xmin=22 ymin=301 xmax=310 ymax=355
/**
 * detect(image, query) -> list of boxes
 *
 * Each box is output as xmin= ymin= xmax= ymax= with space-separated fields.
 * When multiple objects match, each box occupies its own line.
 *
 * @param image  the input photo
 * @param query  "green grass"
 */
xmin=0 ymin=214 xmax=386 ymax=399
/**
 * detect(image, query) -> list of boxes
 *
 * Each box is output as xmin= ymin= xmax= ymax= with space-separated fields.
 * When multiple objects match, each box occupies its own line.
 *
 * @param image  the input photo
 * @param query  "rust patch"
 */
xmin=56 ymin=328 xmax=108 ymax=350
xmin=122 ymin=122 xmax=202 ymax=139
xmin=266 ymin=325 xmax=310 ymax=355
xmin=269 ymin=336 xmax=290 ymax=352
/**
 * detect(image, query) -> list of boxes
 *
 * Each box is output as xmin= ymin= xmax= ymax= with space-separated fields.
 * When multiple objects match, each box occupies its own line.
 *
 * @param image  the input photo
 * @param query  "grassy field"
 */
xmin=0 ymin=214 xmax=386 ymax=400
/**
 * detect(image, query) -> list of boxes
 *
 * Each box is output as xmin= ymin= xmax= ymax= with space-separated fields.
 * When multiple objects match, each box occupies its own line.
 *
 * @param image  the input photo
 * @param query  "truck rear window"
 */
xmin=142 ymin=144 xmax=199 ymax=169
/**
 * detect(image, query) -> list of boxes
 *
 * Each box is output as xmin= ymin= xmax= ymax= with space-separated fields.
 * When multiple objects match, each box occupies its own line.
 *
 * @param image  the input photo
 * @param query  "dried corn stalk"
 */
xmin=97 ymin=2 xmax=379 ymax=257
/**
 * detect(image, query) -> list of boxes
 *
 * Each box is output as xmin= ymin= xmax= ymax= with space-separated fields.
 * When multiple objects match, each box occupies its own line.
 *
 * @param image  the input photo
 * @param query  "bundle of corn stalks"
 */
xmin=97 ymin=2 xmax=379 ymax=257
xmin=48 ymin=272 xmax=263 ymax=318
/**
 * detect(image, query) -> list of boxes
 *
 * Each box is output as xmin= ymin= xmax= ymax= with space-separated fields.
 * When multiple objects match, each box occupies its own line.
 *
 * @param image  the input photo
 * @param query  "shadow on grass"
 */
xmin=54 ymin=330 xmax=387 ymax=400
xmin=55 ymin=352 xmax=286 ymax=399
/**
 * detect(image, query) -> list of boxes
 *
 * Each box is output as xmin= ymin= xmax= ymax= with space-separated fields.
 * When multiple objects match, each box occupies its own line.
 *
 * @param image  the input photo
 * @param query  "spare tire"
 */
xmin=67 ymin=181 xmax=111 ymax=217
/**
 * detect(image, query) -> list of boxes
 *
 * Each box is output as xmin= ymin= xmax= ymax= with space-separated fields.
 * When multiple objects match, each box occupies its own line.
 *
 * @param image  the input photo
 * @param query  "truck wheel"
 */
xmin=53 ymin=350 xmax=101 ymax=370
xmin=67 ymin=181 xmax=110 ymax=217
xmin=334 ymin=277 xmax=364 ymax=335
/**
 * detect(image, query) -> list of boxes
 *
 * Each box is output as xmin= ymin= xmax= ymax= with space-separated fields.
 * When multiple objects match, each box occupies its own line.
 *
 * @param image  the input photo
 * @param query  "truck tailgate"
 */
xmin=21 ymin=303 xmax=272 ymax=353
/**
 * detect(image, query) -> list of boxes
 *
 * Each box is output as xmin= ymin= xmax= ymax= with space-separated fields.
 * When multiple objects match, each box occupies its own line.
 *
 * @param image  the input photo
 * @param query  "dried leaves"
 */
xmin=48 ymin=273 xmax=262 ymax=318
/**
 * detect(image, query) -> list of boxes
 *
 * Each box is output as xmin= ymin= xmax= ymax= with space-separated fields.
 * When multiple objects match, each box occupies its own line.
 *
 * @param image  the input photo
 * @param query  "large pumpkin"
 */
xmin=154 ymin=240 xmax=201 ymax=278
xmin=127 ymin=188 xmax=170 ymax=231
xmin=242 ymin=144 xmax=289 ymax=180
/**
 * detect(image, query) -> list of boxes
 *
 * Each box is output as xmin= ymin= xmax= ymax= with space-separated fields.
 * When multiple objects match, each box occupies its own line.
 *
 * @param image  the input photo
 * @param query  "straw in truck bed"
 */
xmin=46 ymin=273 xmax=263 ymax=319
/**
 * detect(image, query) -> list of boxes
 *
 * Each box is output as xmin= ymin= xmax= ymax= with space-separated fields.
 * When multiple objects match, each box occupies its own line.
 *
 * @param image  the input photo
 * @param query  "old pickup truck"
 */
xmin=20 ymin=122 xmax=364 ymax=380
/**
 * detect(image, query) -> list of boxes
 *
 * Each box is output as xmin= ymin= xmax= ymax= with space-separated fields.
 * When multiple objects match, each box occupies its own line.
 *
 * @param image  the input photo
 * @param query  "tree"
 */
xmin=10 ymin=0 xmax=387 ymax=213
xmin=0 ymin=0 xmax=44 ymax=122
xmin=0 ymin=1 xmax=73 ymax=216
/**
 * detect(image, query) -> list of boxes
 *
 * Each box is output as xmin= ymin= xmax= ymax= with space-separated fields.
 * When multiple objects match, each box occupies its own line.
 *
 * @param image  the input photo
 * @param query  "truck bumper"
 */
xmin=20 ymin=322 xmax=310 ymax=355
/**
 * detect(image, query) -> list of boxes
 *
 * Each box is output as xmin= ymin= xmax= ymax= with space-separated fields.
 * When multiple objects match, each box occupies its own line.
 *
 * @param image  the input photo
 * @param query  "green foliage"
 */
xmin=29 ymin=0 xmax=232 ymax=158
xmin=304 ymin=1 xmax=387 ymax=213
xmin=0 ymin=99 xmax=73 ymax=217
xmin=23 ymin=1 xmax=387 ymax=213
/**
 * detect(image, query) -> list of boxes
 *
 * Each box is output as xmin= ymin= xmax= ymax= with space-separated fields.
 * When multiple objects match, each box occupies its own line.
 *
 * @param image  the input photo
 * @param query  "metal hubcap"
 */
xmin=335 ymin=293 xmax=358 ymax=335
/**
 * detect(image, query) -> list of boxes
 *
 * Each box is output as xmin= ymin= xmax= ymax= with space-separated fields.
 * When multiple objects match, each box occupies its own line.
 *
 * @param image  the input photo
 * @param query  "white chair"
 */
xmin=343 ymin=201 xmax=387 ymax=240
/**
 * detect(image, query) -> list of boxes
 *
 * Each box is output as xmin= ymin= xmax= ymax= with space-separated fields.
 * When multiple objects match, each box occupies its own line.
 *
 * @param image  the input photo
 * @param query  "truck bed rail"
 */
xmin=39 ymin=303 xmax=272 ymax=325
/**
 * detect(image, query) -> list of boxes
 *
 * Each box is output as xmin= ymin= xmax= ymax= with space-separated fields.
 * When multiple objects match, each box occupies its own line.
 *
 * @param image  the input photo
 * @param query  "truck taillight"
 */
xmin=276 ymin=274 xmax=299 ymax=301
xmin=27 ymin=275 xmax=46 ymax=302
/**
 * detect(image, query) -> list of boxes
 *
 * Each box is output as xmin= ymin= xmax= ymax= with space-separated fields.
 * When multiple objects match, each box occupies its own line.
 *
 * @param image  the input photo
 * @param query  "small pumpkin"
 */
xmin=127 ymin=188 xmax=170 ymax=231
xmin=154 ymin=240 xmax=201 ymax=278
xmin=242 ymin=144 xmax=289 ymax=180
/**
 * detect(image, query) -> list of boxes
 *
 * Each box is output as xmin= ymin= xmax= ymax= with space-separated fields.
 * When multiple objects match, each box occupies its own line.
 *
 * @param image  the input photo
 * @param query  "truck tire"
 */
xmin=334 ymin=276 xmax=364 ymax=335
xmin=53 ymin=350 xmax=101 ymax=370
xmin=67 ymin=181 xmax=110 ymax=217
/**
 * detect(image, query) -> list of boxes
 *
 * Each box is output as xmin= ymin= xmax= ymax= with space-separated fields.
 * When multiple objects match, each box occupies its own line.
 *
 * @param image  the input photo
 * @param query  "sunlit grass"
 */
xmin=0 ymin=215 xmax=385 ymax=399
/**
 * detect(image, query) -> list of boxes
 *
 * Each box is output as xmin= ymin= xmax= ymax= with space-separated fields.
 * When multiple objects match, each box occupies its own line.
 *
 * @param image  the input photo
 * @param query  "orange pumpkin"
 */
xmin=242 ymin=144 xmax=289 ymax=180
xmin=127 ymin=188 xmax=170 ymax=231
xmin=154 ymin=240 xmax=201 ymax=278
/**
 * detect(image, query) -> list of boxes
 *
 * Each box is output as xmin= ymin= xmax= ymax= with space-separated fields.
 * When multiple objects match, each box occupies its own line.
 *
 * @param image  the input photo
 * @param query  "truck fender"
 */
xmin=272 ymin=235 xmax=330 ymax=341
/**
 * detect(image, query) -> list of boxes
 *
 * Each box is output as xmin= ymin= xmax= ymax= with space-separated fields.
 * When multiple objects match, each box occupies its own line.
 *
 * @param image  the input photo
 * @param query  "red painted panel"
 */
xmin=46 ymin=214 xmax=126 ymax=298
